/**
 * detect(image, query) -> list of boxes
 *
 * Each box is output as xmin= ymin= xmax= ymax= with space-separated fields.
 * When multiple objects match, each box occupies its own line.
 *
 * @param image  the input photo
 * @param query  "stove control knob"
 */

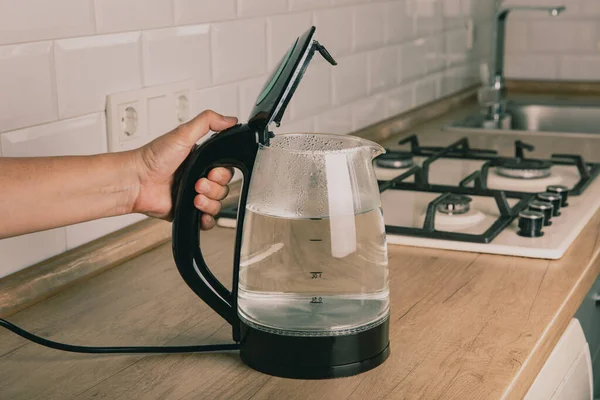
xmin=537 ymin=192 xmax=562 ymax=216
xmin=546 ymin=185 xmax=569 ymax=207
xmin=518 ymin=210 xmax=545 ymax=238
xmin=529 ymin=200 xmax=553 ymax=226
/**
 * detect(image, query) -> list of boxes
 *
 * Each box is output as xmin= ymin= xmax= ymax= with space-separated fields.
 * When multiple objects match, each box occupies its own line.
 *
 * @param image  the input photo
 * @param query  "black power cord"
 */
xmin=0 ymin=318 xmax=239 ymax=354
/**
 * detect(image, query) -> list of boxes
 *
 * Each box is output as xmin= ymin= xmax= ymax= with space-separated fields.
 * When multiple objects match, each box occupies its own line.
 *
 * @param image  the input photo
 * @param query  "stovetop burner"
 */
xmin=375 ymin=150 xmax=414 ymax=169
xmin=436 ymin=194 xmax=472 ymax=215
xmin=495 ymin=158 xmax=553 ymax=179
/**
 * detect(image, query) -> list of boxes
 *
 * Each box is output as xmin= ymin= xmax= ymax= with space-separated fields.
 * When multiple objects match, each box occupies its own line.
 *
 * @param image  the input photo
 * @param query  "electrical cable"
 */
xmin=0 ymin=318 xmax=239 ymax=354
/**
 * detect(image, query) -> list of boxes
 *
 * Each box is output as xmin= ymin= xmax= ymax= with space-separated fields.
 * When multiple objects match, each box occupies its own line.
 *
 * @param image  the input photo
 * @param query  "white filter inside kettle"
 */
xmin=325 ymin=152 xmax=357 ymax=258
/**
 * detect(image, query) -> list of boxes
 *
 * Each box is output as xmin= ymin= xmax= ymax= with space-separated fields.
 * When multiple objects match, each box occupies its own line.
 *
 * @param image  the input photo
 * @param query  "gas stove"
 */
xmin=376 ymin=133 xmax=600 ymax=259
xmin=216 ymin=131 xmax=600 ymax=260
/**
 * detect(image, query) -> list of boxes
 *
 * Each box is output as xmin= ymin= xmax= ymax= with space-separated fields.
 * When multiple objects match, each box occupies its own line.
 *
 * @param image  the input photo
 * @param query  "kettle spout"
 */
xmin=367 ymin=142 xmax=385 ymax=160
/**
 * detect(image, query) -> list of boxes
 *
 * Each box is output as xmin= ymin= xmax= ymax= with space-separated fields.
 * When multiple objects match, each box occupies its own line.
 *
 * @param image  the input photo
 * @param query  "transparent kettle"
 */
xmin=171 ymin=26 xmax=390 ymax=379
xmin=239 ymin=134 xmax=389 ymax=335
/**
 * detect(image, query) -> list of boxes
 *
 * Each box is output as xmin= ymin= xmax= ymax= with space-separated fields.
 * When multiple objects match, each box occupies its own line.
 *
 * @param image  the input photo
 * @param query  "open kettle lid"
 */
xmin=248 ymin=26 xmax=337 ymax=139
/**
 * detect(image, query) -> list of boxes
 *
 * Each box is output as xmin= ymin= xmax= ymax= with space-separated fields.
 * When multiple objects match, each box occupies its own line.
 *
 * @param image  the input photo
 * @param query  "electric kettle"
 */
xmin=172 ymin=26 xmax=390 ymax=379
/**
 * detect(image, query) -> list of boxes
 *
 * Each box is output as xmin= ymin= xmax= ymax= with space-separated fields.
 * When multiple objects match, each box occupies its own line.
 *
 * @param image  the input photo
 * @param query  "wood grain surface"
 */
xmin=0 ymin=208 xmax=598 ymax=399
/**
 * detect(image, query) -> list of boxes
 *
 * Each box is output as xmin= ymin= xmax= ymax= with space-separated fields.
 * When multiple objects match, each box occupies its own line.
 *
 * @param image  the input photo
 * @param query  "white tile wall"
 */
xmin=238 ymin=0 xmax=287 ymax=18
xmin=332 ymin=52 xmax=368 ymax=105
xmin=0 ymin=113 xmax=108 ymax=278
xmin=505 ymin=53 xmax=559 ymax=79
xmin=95 ymin=0 xmax=174 ymax=33
xmin=267 ymin=12 xmax=312 ymax=69
xmin=55 ymin=32 xmax=142 ymax=119
xmin=0 ymin=0 xmax=496 ymax=277
xmin=313 ymin=7 xmax=354 ymax=57
xmin=368 ymin=46 xmax=399 ymax=94
xmin=386 ymin=1 xmax=414 ymax=44
xmin=0 ymin=41 xmax=57 ymax=133
xmin=505 ymin=0 xmax=600 ymax=80
xmin=142 ymin=25 xmax=211 ymax=87
xmin=0 ymin=0 xmax=95 ymax=46
xmin=211 ymin=19 xmax=266 ymax=84
xmin=174 ymin=0 xmax=236 ymax=24
xmin=353 ymin=3 xmax=386 ymax=51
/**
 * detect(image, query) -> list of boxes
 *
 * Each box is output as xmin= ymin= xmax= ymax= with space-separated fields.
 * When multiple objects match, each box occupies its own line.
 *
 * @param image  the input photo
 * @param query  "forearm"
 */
xmin=0 ymin=152 xmax=139 ymax=239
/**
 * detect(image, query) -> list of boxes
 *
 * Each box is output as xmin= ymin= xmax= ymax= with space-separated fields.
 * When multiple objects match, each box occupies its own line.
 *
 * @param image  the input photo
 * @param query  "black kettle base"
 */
xmin=238 ymin=317 xmax=390 ymax=379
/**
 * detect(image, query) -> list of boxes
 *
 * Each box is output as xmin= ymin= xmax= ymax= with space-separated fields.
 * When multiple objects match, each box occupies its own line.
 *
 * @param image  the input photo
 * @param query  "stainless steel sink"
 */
xmin=449 ymin=99 xmax=600 ymax=134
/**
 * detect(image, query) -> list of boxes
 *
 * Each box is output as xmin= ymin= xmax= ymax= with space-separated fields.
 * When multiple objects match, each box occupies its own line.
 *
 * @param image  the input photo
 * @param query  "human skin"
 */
xmin=0 ymin=110 xmax=237 ymax=239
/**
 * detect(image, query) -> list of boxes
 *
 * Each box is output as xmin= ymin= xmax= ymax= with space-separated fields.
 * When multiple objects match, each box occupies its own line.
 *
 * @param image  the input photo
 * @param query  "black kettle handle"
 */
xmin=172 ymin=123 xmax=258 ymax=339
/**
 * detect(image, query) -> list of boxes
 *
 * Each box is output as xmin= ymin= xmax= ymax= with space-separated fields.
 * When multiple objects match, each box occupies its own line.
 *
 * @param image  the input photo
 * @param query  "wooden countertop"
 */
xmin=2 ymin=105 xmax=600 ymax=399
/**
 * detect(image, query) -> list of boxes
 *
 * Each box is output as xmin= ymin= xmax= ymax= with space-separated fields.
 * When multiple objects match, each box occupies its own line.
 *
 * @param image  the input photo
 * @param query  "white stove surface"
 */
xmin=377 ymin=131 xmax=600 ymax=260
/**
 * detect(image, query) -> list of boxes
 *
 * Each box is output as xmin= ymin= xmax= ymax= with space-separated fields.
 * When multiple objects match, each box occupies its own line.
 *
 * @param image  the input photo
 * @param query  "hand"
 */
xmin=132 ymin=110 xmax=238 ymax=229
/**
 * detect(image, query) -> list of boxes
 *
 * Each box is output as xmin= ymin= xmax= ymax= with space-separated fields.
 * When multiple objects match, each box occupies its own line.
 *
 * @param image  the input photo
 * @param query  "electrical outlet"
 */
xmin=106 ymin=80 xmax=195 ymax=152
xmin=106 ymin=90 xmax=148 ymax=152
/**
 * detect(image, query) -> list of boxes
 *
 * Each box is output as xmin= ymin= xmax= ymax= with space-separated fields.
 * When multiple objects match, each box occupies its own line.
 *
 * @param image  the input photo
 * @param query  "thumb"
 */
xmin=177 ymin=110 xmax=238 ymax=147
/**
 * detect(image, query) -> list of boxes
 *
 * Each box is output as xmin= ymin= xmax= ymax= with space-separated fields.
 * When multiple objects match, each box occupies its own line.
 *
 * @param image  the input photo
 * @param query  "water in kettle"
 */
xmin=238 ymin=205 xmax=389 ymax=336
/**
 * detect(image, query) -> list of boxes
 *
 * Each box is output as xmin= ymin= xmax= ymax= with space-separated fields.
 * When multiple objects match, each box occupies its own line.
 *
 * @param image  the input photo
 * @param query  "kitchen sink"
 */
xmin=448 ymin=99 xmax=600 ymax=134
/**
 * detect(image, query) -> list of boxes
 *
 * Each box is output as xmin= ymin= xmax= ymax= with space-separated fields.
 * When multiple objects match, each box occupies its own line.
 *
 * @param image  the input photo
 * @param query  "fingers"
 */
xmin=195 ymin=177 xmax=230 ymax=200
xmin=178 ymin=110 xmax=238 ymax=147
xmin=207 ymin=167 xmax=234 ymax=186
xmin=194 ymin=194 xmax=222 ymax=216
xmin=200 ymin=214 xmax=216 ymax=231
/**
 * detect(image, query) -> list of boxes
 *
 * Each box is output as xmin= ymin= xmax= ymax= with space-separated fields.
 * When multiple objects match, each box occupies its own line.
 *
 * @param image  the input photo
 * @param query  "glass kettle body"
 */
xmin=238 ymin=134 xmax=390 ymax=336
xmin=171 ymin=26 xmax=390 ymax=379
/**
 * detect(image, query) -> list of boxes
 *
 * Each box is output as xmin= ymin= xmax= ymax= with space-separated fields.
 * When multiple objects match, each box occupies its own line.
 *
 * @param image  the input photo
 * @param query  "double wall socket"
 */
xmin=106 ymin=80 xmax=195 ymax=152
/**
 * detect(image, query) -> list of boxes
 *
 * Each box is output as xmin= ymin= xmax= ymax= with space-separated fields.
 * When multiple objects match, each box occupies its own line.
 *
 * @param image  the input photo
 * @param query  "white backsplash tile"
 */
xmin=66 ymin=214 xmax=147 ymax=250
xmin=445 ymin=28 xmax=469 ymax=67
xmin=313 ymin=7 xmax=354 ymax=57
xmin=505 ymin=0 xmax=600 ymax=80
xmin=387 ymin=84 xmax=414 ymax=116
xmin=174 ymin=0 xmax=236 ymax=24
xmin=142 ymin=25 xmax=211 ymax=87
xmin=332 ymin=52 xmax=368 ymax=105
xmin=368 ymin=46 xmax=399 ymax=94
xmin=352 ymin=94 xmax=387 ymax=130
xmin=505 ymin=19 xmax=529 ymax=53
xmin=426 ymin=34 xmax=446 ymax=73
xmin=314 ymin=105 xmax=353 ymax=134
xmin=192 ymin=84 xmax=239 ymax=121
xmin=528 ymin=20 xmax=596 ymax=52
xmin=353 ymin=3 xmax=386 ymax=51
xmin=414 ymin=76 xmax=438 ymax=107
xmin=400 ymin=38 xmax=427 ymax=83
xmin=289 ymin=0 xmax=332 ymax=11
xmin=290 ymin=62 xmax=332 ymax=120
xmin=505 ymin=53 xmax=559 ymax=79
xmin=95 ymin=0 xmax=174 ymax=33
xmin=0 ymin=41 xmax=57 ymax=133
xmin=560 ymin=55 xmax=600 ymax=80
xmin=211 ymin=19 xmax=267 ymax=84
xmin=410 ymin=0 xmax=444 ymax=37
xmin=0 ymin=0 xmax=94 ymax=46
xmin=238 ymin=0 xmax=287 ymax=18
xmin=385 ymin=1 xmax=413 ymax=44
xmin=55 ymin=33 xmax=142 ymax=119
xmin=0 ymin=229 xmax=67 ymax=279
xmin=267 ymin=12 xmax=312 ymax=70
xmin=1 ymin=113 xmax=107 ymax=157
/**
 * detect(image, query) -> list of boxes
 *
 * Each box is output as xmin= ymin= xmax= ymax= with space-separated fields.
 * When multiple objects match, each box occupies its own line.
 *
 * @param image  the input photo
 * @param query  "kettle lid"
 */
xmin=248 ymin=26 xmax=336 ymax=141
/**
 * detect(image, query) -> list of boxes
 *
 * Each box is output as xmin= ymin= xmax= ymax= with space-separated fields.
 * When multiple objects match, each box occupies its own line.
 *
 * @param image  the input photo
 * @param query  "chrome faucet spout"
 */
xmin=491 ymin=5 xmax=566 ymax=90
xmin=484 ymin=4 xmax=566 ymax=127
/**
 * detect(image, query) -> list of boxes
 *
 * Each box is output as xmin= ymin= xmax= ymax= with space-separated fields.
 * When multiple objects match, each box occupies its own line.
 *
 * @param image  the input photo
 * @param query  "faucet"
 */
xmin=483 ymin=5 xmax=566 ymax=126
